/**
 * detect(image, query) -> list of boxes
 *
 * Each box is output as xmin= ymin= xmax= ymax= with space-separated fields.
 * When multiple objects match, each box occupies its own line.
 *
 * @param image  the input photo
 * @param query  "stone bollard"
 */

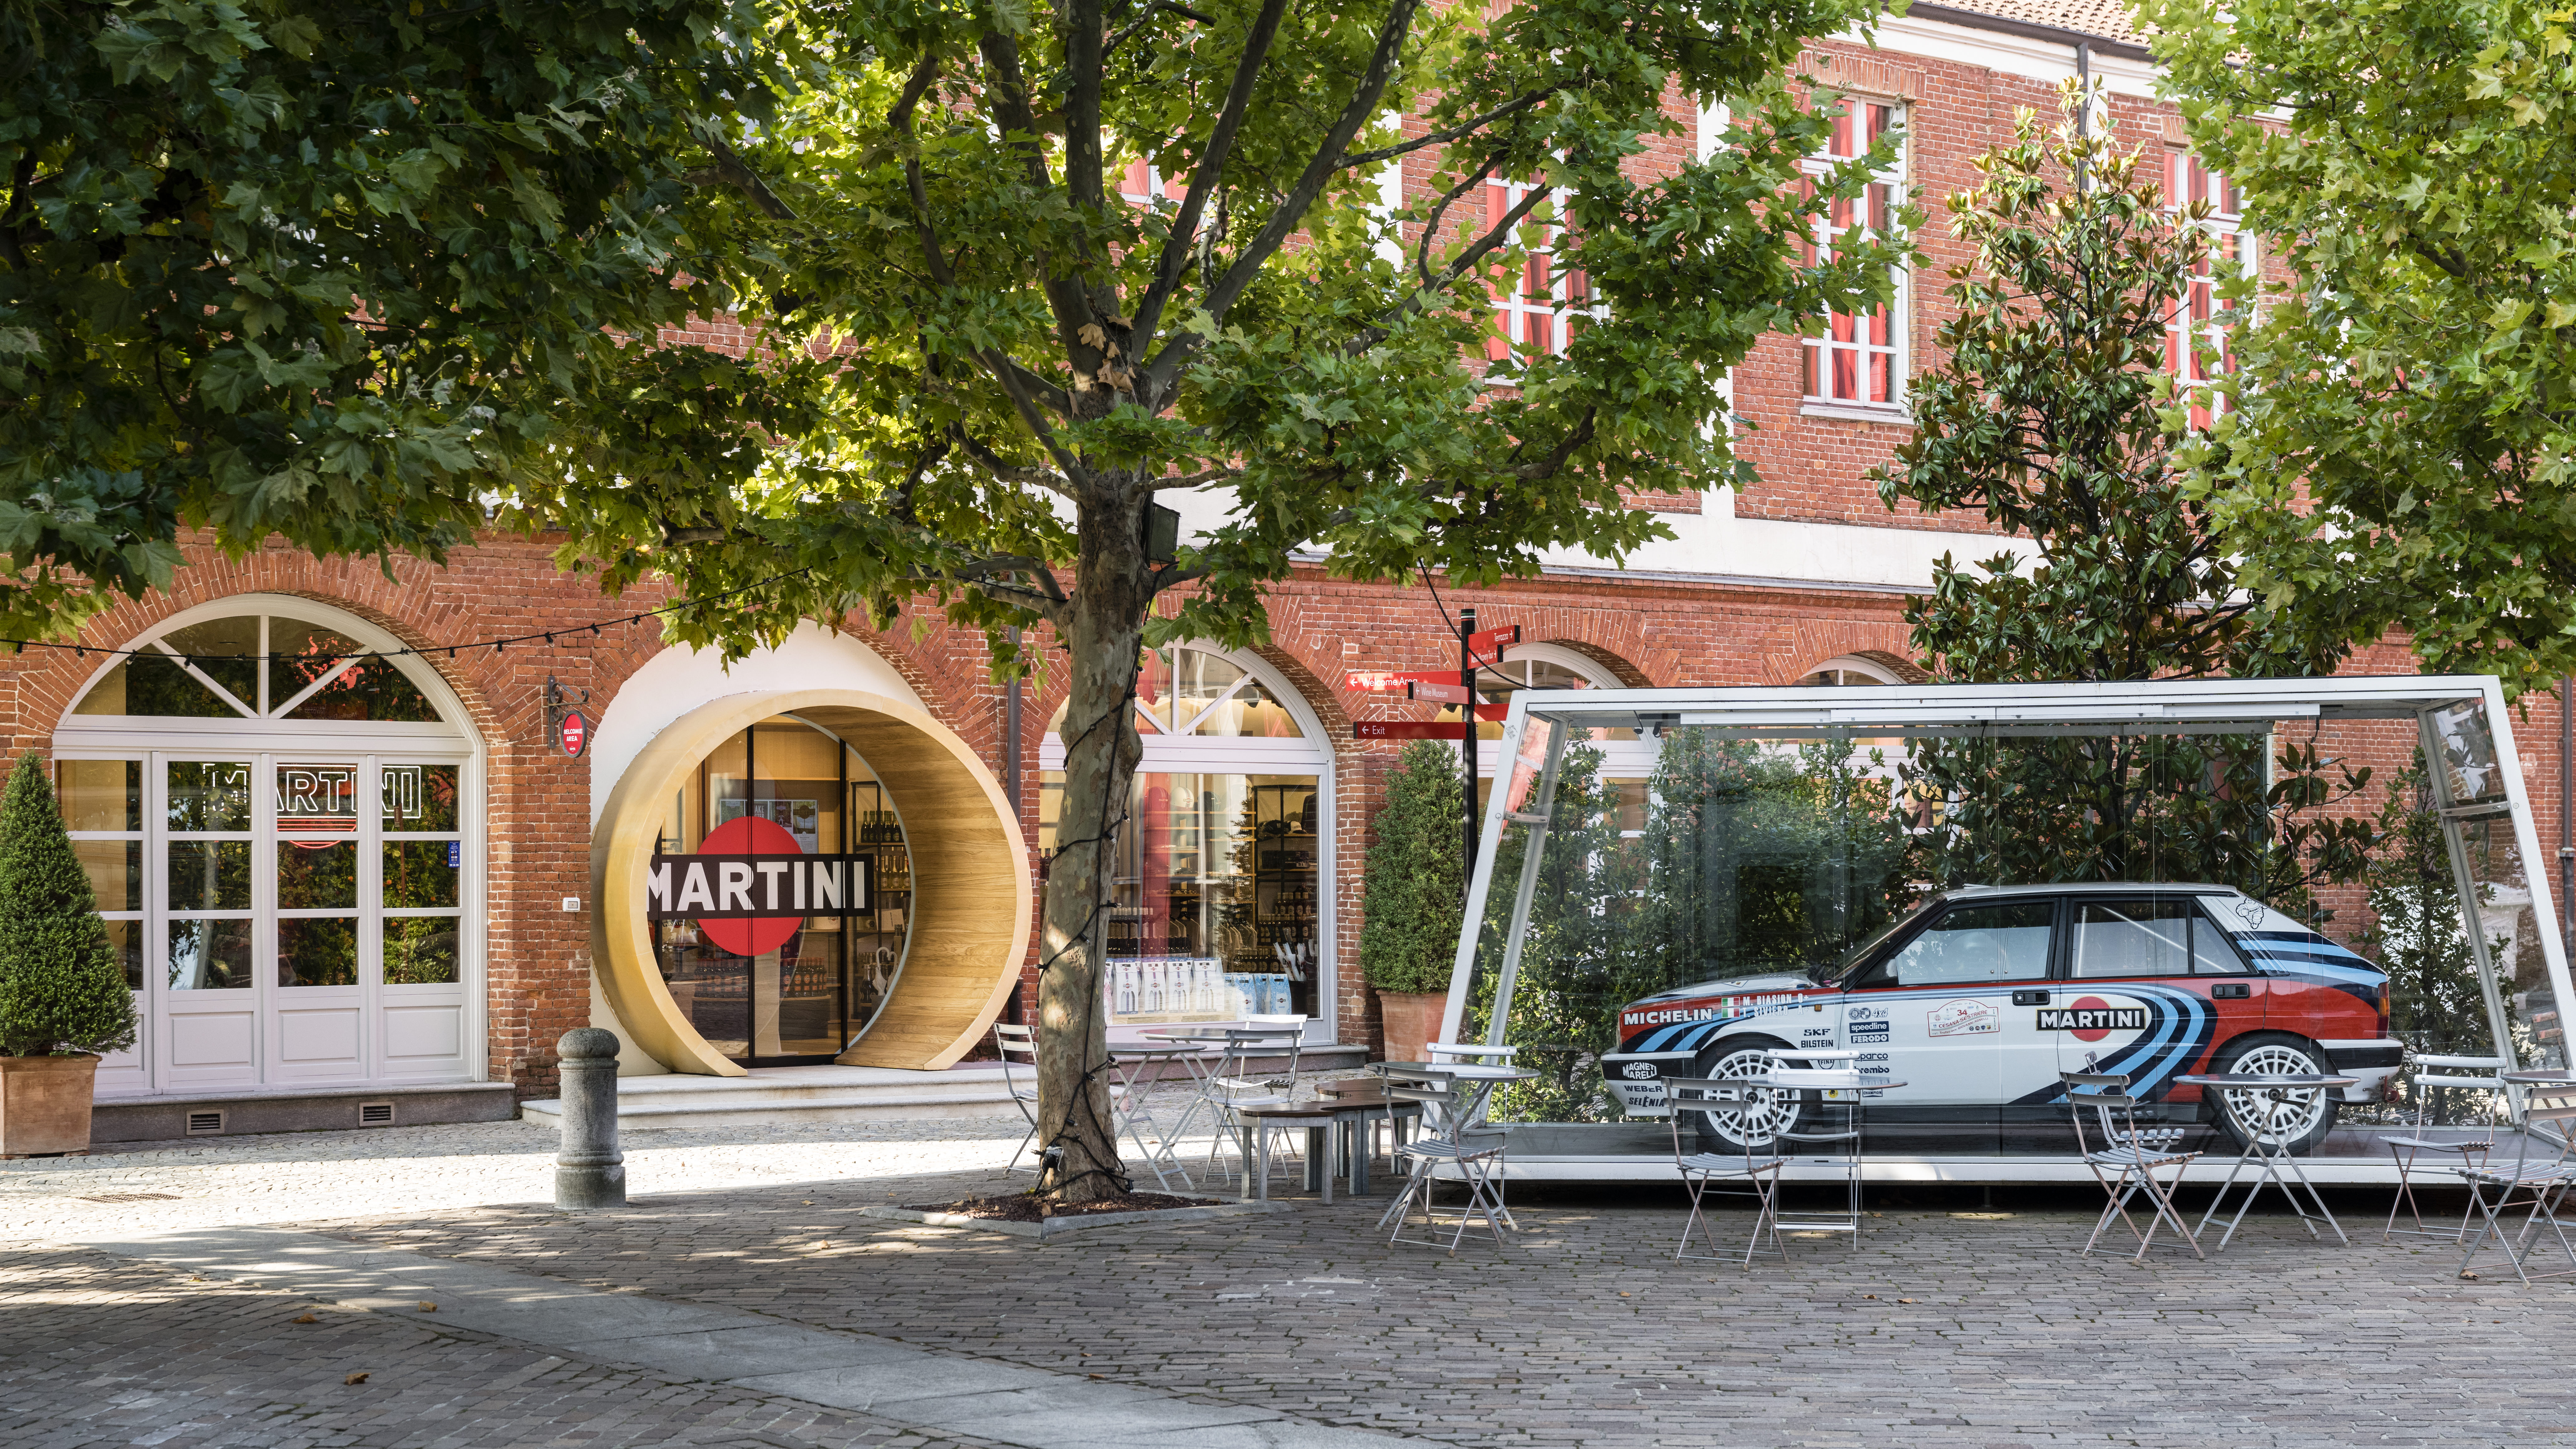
xmin=554 ymin=1027 xmax=626 ymax=1210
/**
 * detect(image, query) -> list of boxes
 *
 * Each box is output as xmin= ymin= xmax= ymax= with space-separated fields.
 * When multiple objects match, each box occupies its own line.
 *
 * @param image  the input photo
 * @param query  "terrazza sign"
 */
xmin=647 ymin=815 xmax=873 ymax=957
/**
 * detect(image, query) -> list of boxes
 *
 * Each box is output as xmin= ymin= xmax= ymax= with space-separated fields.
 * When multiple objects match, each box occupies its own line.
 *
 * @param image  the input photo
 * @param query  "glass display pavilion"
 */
xmin=1442 ymin=676 xmax=2573 ymax=1182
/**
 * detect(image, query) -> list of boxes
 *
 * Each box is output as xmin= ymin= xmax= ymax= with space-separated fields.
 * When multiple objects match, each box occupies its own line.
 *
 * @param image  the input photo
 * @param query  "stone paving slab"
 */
xmin=73 ymin=1225 xmax=1418 ymax=1449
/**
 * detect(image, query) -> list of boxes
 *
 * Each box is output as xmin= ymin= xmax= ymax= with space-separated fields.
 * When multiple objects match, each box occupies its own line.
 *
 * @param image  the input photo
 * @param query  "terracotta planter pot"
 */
xmin=0 ymin=1053 xmax=99 ymax=1156
xmin=1377 ymin=991 xmax=1447 ymax=1065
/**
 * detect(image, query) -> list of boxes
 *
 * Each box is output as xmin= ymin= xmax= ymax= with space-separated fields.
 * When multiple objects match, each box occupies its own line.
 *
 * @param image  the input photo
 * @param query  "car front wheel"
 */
xmin=2207 ymin=1033 xmax=2341 ymax=1156
xmin=1683 ymin=1036 xmax=1809 ymax=1156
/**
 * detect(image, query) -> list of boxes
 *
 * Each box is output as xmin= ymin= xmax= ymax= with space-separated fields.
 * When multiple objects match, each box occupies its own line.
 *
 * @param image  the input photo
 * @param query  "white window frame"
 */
xmin=1800 ymin=96 xmax=1909 ymax=422
xmin=55 ymin=594 xmax=485 ymax=1100
xmin=2166 ymin=149 xmax=2257 ymax=432
xmin=1481 ymin=175 xmax=1597 ymax=363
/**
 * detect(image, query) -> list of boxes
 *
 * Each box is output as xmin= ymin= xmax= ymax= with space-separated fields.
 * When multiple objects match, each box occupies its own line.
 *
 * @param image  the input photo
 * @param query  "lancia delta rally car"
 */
xmin=1601 ymin=883 xmax=2403 ymax=1156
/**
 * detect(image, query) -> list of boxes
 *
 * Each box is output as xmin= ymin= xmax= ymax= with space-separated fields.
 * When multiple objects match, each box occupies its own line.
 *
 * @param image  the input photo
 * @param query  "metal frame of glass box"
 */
xmin=1440 ymin=676 xmax=2571 ymax=1183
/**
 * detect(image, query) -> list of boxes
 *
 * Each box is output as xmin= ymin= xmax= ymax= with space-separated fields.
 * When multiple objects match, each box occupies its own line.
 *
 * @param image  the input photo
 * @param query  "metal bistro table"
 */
xmin=1738 ymin=1066 xmax=1905 ymax=1247
xmin=1106 ymin=1042 xmax=1203 ymax=1191
xmin=1373 ymin=1061 xmax=1541 ymax=1136
xmin=2175 ymin=1072 xmax=2359 ymax=1251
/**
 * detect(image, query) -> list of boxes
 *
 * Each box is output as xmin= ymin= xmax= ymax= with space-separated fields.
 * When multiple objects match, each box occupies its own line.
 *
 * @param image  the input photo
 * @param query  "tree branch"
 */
xmin=1139 ymin=0 xmax=1427 ymax=397
xmin=685 ymin=131 xmax=799 ymax=221
xmin=890 ymin=56 xmax=953 ymax=285
xmin=1342 ymin=90 xmax=1548 ymax=169
xmin=1154 ymin=465 xmax=1242 ymax=490
xmin=1510 ymin=407 xmax=1597 ymax=481
xmin=1104 ymin=0 xmax=1214 ymax=58
xmin=1128 ymin=0 xmax=1295 ymax=365
xmin=1339 ymin=169 xmax=1543 ymax=358
xmin=951 ymin=422 xmax=1080 ymax=499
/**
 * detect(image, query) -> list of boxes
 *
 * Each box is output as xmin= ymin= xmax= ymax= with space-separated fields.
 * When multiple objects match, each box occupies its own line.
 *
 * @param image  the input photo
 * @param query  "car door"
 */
xmin=1842 ymin=897 xmax=2058 ymax=1155
xmin=2054 ymin=896 xmax=2225 ymax=1123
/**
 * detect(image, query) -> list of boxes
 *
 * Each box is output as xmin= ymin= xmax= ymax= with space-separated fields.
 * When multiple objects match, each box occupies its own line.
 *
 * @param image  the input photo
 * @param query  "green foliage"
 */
xmin=1359 ymin=741 xmax=1464 ymax=996
xmin=0 ymin=752 xmax=134 ymax=1057
xmin=2144 ymin=0 xmax=2576 ymax=698
xmin=520 ymin=0 xmax=1919 ymax=666
xmin=1871 ymin=90 xmax=2374 ymax=912
xmin=0 ymin=0 xmax=808 ymax=643
xmin=2361 ymin=756 xmax=2496 ymax=1065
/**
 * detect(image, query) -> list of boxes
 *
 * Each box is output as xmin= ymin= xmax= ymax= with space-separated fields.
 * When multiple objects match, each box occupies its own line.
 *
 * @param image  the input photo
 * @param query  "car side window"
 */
xmin=1871 ymin=902 xmax=2055 ymax=987
xmin=2070 ymin=898 xmax=2251 ymax=977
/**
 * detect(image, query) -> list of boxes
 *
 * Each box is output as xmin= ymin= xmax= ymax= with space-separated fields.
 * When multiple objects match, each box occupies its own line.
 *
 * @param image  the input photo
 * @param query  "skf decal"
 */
xmin=2038 ymin=1003 xmax=2147 ymax=1037
xmin=1928 ymin=999 xmax=1999 ymax=1038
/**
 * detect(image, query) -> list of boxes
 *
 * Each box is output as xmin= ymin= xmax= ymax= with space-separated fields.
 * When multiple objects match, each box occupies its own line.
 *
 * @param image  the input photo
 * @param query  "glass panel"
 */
xmin=2191 ymin=913 xmax=2252 ymax=973
xmin=1134 ymin=647 xmax=1173 ymax=732
xmin=166 ymin=761 xmax=251 ymax=832
xmin=57 ymin=760 xmax=139 ymax=831
xmin=74 ymin=840 xmax=141 ymax=912
xmin=277 ymin=917 xmax=359 ymax=987
xmin=1191 ymin=675 xmax=1306 ymax=739
xmin=2068 ymin=899 xmax=2194 ymax=978
xmin=383 ymin=842 xmax=459 ymax=909
xmin=167 ymin=841 xmax=251 ymax=910
xmin=2428 ymin=700 xmax=2507 ymax=806
xmin=778 ymin=928 xmax=849 ymax=1055
xmin=382 ymin=915 xmax=461 ymax=985
xmin=657 ymin=921 xmax=751 ymax=1058
xmin=273 ymin=763 xmax=360 ymax=837
xmin=75 ymin=651 xmax=237 ymax=717
xmin=2457 ymin=814 xmax=2564 ymax=1070
xmin=103 ymin=918 xmax=142 ymax=991
xmin=284 ymin=656 xmax=438 ymax=722
xmin=278 ymin=839 xmax=357 ymax=910
xmin=167 ymin=920 xmax=252 ymax=989
xmin=1884 ymin=902 xmax=2056 ymax=985
xmin=159 ymin=617 xmax=261 ymax=708
xmin=383 ymin=763 xmax=461 ymax=832
xmin=1170 ymin=650 xmax=1247 ymax=733
xmin=2366 ymin=762 xmax=2493 ymax=1055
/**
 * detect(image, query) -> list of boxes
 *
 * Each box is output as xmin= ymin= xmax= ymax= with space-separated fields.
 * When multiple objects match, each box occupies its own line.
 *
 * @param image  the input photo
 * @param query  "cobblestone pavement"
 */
xmin=0 ymin=1245 xmax=1010 ymax=1449
xmin=18 ymin=1112 xmax=2576 ymax=1446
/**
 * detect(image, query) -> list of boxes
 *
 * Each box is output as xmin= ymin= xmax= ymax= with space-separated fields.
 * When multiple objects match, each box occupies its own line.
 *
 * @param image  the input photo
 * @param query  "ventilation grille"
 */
xmin=185 ymin=1110 xmax=225 ymax=1136
xmin=359 ymin=1101 xmax=394 ymax=1126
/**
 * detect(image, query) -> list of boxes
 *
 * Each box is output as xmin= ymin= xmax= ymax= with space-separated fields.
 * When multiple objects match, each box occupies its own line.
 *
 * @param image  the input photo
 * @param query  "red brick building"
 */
xmin=22 ymin=0 xmax=2568 ymax=1139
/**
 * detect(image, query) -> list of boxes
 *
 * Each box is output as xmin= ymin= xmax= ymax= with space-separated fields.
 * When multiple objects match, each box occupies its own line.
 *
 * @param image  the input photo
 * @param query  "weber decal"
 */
xmin=1928 ymin=998 xmax=1999 ymax=1038
xmin=2037 ymin=1006 xmax=2146 ymax=1033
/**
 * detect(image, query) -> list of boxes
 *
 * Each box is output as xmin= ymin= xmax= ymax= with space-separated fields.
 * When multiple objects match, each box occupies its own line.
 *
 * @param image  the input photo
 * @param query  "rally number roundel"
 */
xmin=695 ymin=815 xmax=806 ymax=957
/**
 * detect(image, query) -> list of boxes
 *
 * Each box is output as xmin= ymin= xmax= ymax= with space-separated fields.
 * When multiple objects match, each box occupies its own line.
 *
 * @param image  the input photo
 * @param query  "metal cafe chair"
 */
xmin=1200 ymin=1022 xmax=1307 ymax=1188
xmin=1424 ymin=1042 xmax=1518 ymax=1067
xmin=2062 ymin=1070 xmax=2205 ymax=1262
xmin=2384 ymin=1052 xmax=2508 ymax=1242
xmin=1379 ymin=1077 xmax=1515 ymax=1254
xmin=993 ymin=1023 xmax=1043 ymax=1173
xmin=1666 ymin=1077 xmax=1789 ymax=1268
xmin=2455 ymin=1083 xmax=2576 ymax=1286
xmin=1767 ymin=1049 xmax=1866 ymax=1250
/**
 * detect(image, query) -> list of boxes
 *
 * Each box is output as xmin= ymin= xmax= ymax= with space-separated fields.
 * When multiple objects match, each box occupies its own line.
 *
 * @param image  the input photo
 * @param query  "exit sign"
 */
xmin=1355 ymin=721 xmax=1470 ymax=741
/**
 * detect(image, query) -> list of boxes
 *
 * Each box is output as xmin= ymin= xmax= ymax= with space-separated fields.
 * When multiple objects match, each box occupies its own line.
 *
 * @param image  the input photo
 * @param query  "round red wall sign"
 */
xmin=559 ymin=710 xmax=589 ymax=758
xmin=695 ymin=815 xmax=806 ymax=956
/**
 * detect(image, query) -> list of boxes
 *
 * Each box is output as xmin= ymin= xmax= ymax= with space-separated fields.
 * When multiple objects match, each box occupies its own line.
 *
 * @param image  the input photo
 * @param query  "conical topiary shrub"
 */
xmin=0 ymin=752 xmax=135 ymax=1058
xmin=1360 ymin=741 xmax=1465 ymax=1061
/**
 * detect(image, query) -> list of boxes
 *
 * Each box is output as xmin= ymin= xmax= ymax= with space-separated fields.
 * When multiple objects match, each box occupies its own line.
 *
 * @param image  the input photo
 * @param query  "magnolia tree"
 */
xmin=2143 ymin=0 xmax=2576 ymax=697
xmin=512 ymin=0 xmax=1912 ymax=1199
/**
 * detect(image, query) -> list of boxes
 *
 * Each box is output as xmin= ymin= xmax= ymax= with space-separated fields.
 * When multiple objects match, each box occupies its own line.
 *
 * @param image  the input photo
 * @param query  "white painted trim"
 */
xmin=1848 ymin=13 xmax=2163 ymax=99
xmin=1799 ymin=398 xmax=1914 ymax=427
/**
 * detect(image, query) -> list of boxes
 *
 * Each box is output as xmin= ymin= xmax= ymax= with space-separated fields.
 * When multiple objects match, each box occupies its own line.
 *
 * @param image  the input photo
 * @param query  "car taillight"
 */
xmin=2378 ymin=981 xmax=2391 ymax=1035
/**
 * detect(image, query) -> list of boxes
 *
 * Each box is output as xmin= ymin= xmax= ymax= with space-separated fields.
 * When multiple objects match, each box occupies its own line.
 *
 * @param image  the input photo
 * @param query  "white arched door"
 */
xmin=1039 ymin=644 xmax=1335 ymax=1040
xmin=55 ymin=597 xmax=482 ymax=1098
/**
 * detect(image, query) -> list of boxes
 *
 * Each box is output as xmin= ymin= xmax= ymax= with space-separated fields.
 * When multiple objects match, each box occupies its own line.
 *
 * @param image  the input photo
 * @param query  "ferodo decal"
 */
xmin=1928 ymin=998 xmax=1999 ymax=1038
xmin=2037 ymin=1000 xmax=2148 ymax=1038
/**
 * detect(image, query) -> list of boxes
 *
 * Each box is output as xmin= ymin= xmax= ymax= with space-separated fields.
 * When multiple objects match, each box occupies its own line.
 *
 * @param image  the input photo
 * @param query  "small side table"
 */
xmin=1235 ymin=1100 xmax=1374 ymax=1202
xmin=2175 ymin=1072 xmax=2357 ymax=1251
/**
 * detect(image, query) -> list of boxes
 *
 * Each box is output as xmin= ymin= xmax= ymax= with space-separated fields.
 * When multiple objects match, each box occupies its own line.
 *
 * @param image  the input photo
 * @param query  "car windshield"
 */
xmin=1813 ymin=902 xmax=1931 ymax=984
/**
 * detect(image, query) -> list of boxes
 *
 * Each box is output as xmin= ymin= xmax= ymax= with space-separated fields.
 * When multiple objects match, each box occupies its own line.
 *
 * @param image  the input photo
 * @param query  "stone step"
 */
xmin=519 ymin=1046 xmax=1369 ymax=1129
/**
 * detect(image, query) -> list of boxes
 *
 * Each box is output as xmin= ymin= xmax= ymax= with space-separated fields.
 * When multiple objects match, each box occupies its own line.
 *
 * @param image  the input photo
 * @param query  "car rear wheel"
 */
xmin=1684 ymin=1036 xmax=1810 ymax=1156
xmin=2208 ymin=1033 xmax=2340 ymax=1155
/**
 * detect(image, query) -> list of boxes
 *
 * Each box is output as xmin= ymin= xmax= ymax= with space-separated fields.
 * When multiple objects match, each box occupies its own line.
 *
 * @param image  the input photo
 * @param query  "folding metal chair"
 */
xmin=2455 ymin=1085 xmax=2576 ymax=1286
xmin=1379 ymin=1073 xmax=1513 ymax=1254
xmin=1666 ymin=1077 xmax=1788 ymax=1267
xmin=2063 ymin=1070 xmax=2204 ymax=1262
xmin=994 ymin=1023 xmax=1042 ymax=1173
xmin=1200 ymin=1023 xmax=1305 ymax=1188
xmin=2384 ymin=1052 xmax=2506 ymax=1242
xmin=1767 ymin=1050 xmax=1865 ymax=1250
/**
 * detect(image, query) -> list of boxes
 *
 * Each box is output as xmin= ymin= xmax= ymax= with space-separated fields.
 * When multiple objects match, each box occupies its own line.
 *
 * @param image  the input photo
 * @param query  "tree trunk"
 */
xmin=1034 ymin=482 xmax=1151 ymax=1202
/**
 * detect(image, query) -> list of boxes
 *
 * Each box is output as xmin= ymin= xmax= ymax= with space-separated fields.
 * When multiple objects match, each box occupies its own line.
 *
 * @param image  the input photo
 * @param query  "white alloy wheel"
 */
xmin=1688 ymin=1040 xmax=1803 ymax=1153
xmin=2215 ymin=1039 xmax=2335 ymax=1150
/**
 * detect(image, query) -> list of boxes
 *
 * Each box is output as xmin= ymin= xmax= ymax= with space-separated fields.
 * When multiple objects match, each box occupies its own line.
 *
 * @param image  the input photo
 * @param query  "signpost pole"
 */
xmin=1460 ymin=608 xmax=1477 ymax=877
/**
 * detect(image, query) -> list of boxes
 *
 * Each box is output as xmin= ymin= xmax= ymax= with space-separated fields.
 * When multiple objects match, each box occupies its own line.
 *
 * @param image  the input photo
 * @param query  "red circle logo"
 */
xmin=559 ymin=711 xmax=588 ymax=758
xmin=2067 ymin=995 xmax=2117 ymax=1043
xmin=697 ymin=814 xmax=805 ymax=957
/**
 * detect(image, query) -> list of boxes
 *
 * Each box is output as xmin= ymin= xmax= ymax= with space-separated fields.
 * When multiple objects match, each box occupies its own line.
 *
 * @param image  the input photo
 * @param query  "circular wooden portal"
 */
xmin=591 ymin=689 xmax=1030 ymax=1075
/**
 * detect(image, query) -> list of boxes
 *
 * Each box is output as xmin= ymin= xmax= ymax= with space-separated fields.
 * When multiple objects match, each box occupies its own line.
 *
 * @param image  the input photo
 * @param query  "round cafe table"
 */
xmin=2174 ymin=1072 xmax=2357 ymax=1251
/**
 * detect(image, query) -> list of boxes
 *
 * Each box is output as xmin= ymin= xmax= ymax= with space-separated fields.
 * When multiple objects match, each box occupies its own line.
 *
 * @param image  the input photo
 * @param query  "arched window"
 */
xmin=56 ymin=597 xmax=479 ymax=1099
xmin=1040 ymin=645 xmax=1332 ymax=1038
xmin=1798 ymin=652 xmax=1917 ymax=687
xmin=1435 ymin=642 xmax=1654 ymax=834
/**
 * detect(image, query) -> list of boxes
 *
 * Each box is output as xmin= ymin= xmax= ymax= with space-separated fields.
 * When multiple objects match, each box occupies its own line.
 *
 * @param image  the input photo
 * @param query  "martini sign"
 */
xmin=646 ymin=816 xmax=873 ymax=955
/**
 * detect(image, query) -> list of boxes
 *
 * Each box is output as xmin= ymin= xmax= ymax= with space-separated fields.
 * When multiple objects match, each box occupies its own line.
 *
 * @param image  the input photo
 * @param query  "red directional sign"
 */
xmin=1402 ymin=679 xmax=1469 ymax=704
xmin=1346 ymin=670 xmax=1462 ymax=691
xmin=1355 ymin=721 xmax=1469 ymax=741
xmin=1466 ymin=624 xmax=1521 ymax=655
